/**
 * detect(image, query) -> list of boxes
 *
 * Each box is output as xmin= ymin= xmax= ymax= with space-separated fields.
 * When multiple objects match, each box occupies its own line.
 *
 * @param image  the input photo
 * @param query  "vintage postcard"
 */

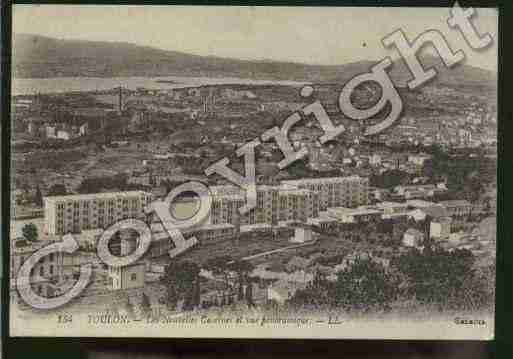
xmin=9 ymin=5 xmax=497 ymax=339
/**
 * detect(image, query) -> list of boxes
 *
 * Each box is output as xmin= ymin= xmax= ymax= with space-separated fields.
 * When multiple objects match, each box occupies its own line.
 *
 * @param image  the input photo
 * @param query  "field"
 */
xmin=153 ymin=230 xmax=392 ymax=272
xmin=155 ymin=235 xmax=293 ymax=266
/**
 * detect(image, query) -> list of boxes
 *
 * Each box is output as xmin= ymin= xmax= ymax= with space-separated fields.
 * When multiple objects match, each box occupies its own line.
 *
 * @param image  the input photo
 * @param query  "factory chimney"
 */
xmin=118 ymin=87 xmax=123 ymax=115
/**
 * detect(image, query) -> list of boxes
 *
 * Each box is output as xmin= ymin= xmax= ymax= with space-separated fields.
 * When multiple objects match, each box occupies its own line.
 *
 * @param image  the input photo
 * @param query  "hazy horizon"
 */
xmin=13 ymin=5 xmax=498 ymax=71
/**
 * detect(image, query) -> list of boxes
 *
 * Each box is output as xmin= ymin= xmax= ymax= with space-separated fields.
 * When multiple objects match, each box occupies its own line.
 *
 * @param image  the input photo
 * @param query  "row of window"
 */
xmin=55 ymin=198 xmax=146 ymax=210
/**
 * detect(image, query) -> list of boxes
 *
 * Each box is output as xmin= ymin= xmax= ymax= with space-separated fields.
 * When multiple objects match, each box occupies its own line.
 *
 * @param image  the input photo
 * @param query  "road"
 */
xmin=236 ymin=238 xmax=317 ymax=262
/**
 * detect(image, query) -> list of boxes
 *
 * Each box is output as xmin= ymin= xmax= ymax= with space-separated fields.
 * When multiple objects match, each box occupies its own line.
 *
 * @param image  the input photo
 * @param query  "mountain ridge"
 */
xmin=13 ymin=33 xmax=496 ymax=89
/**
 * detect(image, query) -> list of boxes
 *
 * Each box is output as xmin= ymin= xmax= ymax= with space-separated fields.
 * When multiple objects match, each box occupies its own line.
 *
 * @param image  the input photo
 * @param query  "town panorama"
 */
xmin=9 ymin=5 xmax=498 ymax=339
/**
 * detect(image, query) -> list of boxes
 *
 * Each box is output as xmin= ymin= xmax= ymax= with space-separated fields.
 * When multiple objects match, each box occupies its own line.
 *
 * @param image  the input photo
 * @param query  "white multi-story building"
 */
xmin=44 ymin=191 xmax=153 ymax=235
xmin=147 ymin=177 xmax=368 ymax=248
xmin=281 ymin=176 xmax=369 ymax=211
xmin=207 ymin=177 xmax=368 ymax=228
xmin=209 ymin=184 xmax=320 ymax=227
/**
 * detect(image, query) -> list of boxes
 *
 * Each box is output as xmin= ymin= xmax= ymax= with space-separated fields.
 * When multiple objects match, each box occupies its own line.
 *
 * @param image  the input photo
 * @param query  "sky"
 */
xmin=13 ymin=5 xmax=498 ymax=71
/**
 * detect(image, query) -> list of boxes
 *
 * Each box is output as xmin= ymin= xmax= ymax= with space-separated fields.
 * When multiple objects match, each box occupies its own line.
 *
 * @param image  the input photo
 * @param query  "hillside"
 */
xmin=13 ymin=34 xmax=496 ymax=89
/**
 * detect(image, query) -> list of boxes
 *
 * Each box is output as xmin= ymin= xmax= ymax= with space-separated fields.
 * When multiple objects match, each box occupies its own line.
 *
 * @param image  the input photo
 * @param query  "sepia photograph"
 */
xmin=8 ymin=4 xmax=498 ymax=339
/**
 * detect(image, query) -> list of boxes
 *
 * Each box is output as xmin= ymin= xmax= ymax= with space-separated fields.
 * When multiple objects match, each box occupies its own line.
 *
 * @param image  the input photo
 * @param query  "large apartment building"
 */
xmin=44 ymin=191 xmax=153 ymax=235
xmin=209 ymin=184 xmax=320 ymax=227
xmin=208 ymin=177 xmax=368 ymax=228
xmin=281 ymin=176 xmax=369 ymax=211
xmin=143 ymin=176 xmax=369 ymax=248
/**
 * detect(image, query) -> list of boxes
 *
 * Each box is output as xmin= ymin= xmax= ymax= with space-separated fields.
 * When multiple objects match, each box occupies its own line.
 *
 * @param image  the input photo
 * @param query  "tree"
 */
xmin=245 ymin=280 xmax=254 ymax=307
xmin=364 ymin=220 xmax=379 ymax=243
xmin=228 ymin=259 xmax=254 ymax=302
xmin=141 ymin=293 xmax=151 ymax=315
xmin=330 ymin=257 xmax=398 ymax=312
xmin=390 ymin=220 xmax=409 ymax=247
xmin=482 ymin=196 xmax=492 ymax=214
xmin=77 ymin=174 xmax=129 ymax=194
xmin=289 ymin=258 xmax=398 ymax=312
xmin=162 ymin=260 xmax=201 ymax=311
xmin=370 ymin=169 xmax=410 ymax=189
xmin=192 ymin=277 xmax=201 ymax=308
xmin=205 ymin=255 xmax=233 ymax=301
xmin=22 ymin=223 xmax=38 ymax=242
xmin=34 ymin=185 xmax=43 ymax=207
xmin=393 ymin=248 xmax=490 ymax=311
